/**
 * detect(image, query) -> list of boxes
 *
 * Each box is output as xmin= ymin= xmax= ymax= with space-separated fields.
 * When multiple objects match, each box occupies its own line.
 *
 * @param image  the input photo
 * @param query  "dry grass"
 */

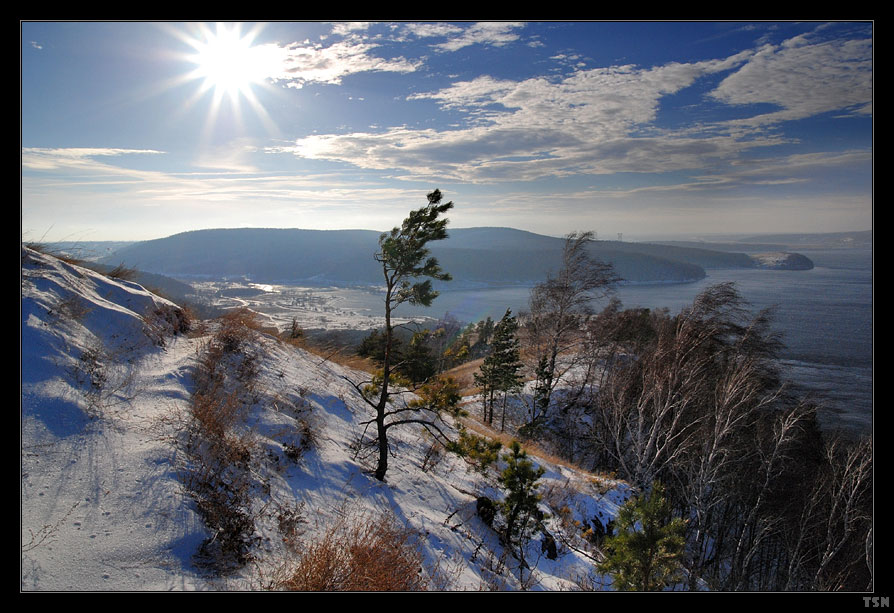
xmin=458 ymin=415 xmax=597 ymax=478
xmin=441 ymin=357 xmax=486 ymax=395
xmin=212 ymin=308 xmax=268 ymax=351
xmin=23 ymin=242 xmax=86 ymax=266
xmin=181 ymin=308 xmax=267 ymax=573
xmin=289 ymin=337 xmax=378 ymax=373
xmin=276 ymin=511 xmax=431 ymax=591
xmin=52 ymin=294 xmax=91 ymax=322
xmin=144 ymin=303 xmax=193 ymax=346
xmin=105 ymin=262 xmax=138 ymax=281
xmin=182 ymin=376 xmax=258 ymax=572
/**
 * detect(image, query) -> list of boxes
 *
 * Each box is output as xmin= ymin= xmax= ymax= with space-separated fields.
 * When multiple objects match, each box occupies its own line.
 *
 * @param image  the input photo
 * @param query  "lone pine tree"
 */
xmin=360 ymin=190 xmax=454 ymax=481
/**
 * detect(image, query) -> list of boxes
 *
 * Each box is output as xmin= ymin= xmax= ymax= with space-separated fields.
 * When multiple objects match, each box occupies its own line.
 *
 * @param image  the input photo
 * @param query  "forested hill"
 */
xmin=98 ymin=227 xmax=775 ymax=286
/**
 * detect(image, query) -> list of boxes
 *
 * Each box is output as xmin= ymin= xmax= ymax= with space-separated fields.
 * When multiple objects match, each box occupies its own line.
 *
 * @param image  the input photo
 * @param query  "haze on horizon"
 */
xmin=21 ymin=21 xmax=872 ymax=244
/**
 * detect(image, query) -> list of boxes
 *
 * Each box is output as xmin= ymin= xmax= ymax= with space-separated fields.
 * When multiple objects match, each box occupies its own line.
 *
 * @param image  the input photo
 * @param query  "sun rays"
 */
xmin=175 ymin=23 xmax=281 ymax=139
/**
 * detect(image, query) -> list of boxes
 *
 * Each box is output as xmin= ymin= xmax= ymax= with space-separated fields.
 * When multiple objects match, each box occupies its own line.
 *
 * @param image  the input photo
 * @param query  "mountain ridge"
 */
xmin=98 ymin=226 xmax=784 ymax=286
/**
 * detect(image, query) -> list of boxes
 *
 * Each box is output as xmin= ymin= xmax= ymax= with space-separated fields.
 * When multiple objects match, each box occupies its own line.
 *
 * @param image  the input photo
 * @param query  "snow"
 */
xmin=21 ymin=246 xmax=626 ymax=591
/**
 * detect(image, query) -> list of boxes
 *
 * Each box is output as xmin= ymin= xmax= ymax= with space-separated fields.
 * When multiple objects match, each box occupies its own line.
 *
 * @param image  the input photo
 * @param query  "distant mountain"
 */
xmin=735 ymin=230 xmax=872 ymax=249
xmin=100 ymin=227 xmax=802 ymax=287
xmin=100 ymin=228 xmax=384 ymax=285
xmin=656 ymin=230 xmax=872 ymax=252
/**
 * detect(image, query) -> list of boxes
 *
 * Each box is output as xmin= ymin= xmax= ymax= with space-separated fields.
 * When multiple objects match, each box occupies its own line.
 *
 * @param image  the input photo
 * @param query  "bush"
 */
xmin=277 ymin=512 xmax=430 ymax=591
xmin=154 ymin=303 xmax=192 ymax=334
xmin=182 ymin=318 xmax=262 ymax=573
xmin=144 ymin=303 xmax=193 ymax=346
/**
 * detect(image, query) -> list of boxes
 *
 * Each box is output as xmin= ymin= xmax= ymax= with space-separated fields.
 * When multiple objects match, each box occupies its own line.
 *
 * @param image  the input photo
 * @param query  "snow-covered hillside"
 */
xmin=21 ymin=246 xmax=628 ymax=591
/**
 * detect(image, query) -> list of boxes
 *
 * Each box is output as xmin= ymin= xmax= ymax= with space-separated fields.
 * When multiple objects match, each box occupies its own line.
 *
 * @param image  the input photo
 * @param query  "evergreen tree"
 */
xmin=598 ymin=481 xmax=686 ymax=591
xmin=492 ymin=309 xmax=523 ymax=430
xmin=357 ymin=329 xmax=401 ymax=364
xmin=499 ymin=440 xmax=546 ymax=565
xmin=474 ymin=309 xmax=522 ymax=427
xmin=475 ymin=316 xmax=495 ymax=347
xmin=399 ymin=330 xmax=437 ymax=384
xmin=472 ymin=362 xmax=496 ymax=424
xmin=352 ymin=190 xmax=453 ymax=482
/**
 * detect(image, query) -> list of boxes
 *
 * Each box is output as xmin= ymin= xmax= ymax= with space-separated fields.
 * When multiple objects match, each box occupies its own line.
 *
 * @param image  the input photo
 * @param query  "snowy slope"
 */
xmin=21 ymin=246 xmax=627 ymax=591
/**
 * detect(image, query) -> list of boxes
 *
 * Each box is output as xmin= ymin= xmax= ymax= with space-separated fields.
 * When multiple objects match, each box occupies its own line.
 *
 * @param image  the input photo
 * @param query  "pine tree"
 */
xmin=598 ymin=481 xmax=687 ymax=591
xmin=491 ymin=309 xmax=523 ymax=431
xmin=474 ymin=309 xmax=522 ymax=428
xmin=499 ymin=440 xmax=546 ymax=564
xmin=399 ymin=330 xmax=436 ymax=384
xmin=352 ymin=190 xmax=453 ymax=482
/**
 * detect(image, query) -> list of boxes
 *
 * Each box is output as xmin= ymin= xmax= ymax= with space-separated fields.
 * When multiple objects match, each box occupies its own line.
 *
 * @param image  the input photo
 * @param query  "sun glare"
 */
xmin=178 ymin=23 xmax=281 ymax=135
xmin=190 ymin=24 xmax=273 ymax=97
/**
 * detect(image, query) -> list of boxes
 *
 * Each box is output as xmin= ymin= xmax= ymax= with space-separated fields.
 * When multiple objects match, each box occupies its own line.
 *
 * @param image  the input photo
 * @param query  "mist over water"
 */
xmin=389 ymin=247 xmax=873 ymax=436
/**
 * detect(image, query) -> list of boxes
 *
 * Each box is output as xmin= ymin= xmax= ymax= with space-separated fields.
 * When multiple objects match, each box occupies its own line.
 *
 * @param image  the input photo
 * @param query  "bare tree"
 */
xmin=782 ymin=435 xmax=873 ymax=591
xmin=523 ymin=231 xmax=617 ymax=432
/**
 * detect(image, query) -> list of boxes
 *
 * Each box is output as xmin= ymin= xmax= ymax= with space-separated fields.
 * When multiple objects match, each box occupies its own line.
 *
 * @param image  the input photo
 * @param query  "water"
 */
xmin=386 ymin=247 xmax=873 ymax=435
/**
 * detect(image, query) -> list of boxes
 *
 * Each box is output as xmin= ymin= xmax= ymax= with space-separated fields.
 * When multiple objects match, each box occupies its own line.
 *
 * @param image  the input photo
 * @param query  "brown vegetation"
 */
xmin=276 ymin=512 xmax=431 ymax=591
xmin=180 ymin=309 xmax=269 ymax=572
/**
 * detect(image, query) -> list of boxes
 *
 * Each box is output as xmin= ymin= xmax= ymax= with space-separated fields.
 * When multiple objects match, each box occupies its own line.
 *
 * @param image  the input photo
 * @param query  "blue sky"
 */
xmin=21 ymin=21 xmax=872 ymax=242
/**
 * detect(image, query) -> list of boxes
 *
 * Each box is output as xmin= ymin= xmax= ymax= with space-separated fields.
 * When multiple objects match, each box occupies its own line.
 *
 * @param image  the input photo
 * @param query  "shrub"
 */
xmin=182 ymin=327 xmax=261 ymax=573
xmin=476 ymin=496 xmax=497 ymax=528
xmin=144 ymin=303 xmax=193 ymax=345
xmin=155 ymin=303 xmax=193 ymax=334
xmin=184 ymin=457 xmax=257 ymax=571
xmin=277 ymin=512 xmax=430 ymax=591
xmin=282 ymin=418 xmax=316 ymax=463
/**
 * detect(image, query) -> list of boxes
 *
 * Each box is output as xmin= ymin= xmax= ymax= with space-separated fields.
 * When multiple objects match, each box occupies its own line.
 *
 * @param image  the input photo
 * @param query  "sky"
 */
xmin=21 ymin=21 xmax=873 ymax=243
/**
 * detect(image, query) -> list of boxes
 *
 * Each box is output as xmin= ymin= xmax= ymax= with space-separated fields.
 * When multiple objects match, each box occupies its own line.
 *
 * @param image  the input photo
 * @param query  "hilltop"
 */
xmin=21 ymin=245 xmax=628 ymax=591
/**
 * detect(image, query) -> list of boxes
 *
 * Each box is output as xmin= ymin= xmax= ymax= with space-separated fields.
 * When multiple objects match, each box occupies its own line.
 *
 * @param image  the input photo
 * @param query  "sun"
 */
xmin=189 ymin=23 xmax=275 ymax=98
xmin=177 ymin=23 xmax=281 ymax=133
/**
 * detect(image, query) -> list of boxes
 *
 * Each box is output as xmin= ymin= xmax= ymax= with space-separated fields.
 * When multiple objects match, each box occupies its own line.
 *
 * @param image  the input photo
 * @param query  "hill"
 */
xmin=21 ymin=245 xmax=628 ymax=591
xmin=97 ymin=227 xmax=776 ymax=287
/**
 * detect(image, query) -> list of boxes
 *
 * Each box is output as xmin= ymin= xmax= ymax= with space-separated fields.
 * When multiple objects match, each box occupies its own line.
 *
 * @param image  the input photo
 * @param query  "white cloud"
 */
xmin=329 ymin=22 xmax=373 ymax=37
xmin=277 ymin=27 xmax=871 ymax=186
xmin=433 ymin=22 xmax=526 ymax=52
xmin=402 ymin=23 xmax=464 ymax=39
xmin=21 ymin=148 xmax=165 ymax=171
xmin=711 ymin=33 xmax=872 ymax=125
xmin=268 ymin=39 xmax=420 ymax=88
xmin=284 ymin=54 xmax=764 ymax=182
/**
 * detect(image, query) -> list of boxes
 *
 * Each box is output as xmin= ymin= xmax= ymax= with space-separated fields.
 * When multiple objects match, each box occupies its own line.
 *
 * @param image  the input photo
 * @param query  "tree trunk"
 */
xmin=500 ymin=392 xmax=508 ymax=432
xmin=374 ymin=284 xmax=394 ymax=482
